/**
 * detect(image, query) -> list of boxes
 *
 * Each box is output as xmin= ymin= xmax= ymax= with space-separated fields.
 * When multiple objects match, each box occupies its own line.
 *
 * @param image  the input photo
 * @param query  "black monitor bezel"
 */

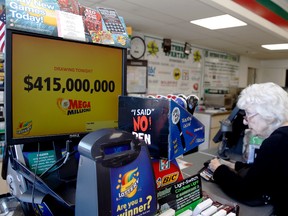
xmin=5 ymin=29 xmax=127 ymax=146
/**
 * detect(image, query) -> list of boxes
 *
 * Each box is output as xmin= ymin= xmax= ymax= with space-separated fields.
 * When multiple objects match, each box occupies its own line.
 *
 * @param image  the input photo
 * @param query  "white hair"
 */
xmin=237 ymin=82 xmax=288 ymax=136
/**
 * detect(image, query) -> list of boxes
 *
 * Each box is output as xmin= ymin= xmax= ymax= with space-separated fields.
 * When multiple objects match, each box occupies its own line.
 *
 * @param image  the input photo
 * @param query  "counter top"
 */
xmin=181 ymin=149 xmax=273 ymax=216
xmin=195 ymin=110 xmax=231 ymax=116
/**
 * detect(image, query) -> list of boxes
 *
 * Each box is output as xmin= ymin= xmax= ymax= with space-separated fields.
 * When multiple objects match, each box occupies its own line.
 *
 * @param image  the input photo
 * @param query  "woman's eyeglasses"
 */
xmin=243 ymin=112 xmax=258 ymax=122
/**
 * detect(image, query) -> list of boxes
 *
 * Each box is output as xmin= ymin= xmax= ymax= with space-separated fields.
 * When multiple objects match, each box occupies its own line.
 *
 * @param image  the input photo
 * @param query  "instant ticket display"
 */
xmin=118 ymin=96 xmax=205 ymax=161
xmin=5 ymin=0 xmax=130 ymax=48
xmin=156 ymin=174 xmax=203 ymax=215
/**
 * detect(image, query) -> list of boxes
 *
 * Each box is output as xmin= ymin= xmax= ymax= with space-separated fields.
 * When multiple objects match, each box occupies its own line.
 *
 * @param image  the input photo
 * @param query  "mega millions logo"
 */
xmin=57 ymin=98 xmax=91 ymax=115
xmin=116 ymin=168 xmax=139 ymax=199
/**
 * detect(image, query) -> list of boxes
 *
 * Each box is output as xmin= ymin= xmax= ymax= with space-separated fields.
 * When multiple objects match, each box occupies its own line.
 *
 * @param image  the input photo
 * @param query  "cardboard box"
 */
xmin=118 ymin=96 xmax=205 ymax=160
xmin=152 ymin=158 xmax=184 ymax=190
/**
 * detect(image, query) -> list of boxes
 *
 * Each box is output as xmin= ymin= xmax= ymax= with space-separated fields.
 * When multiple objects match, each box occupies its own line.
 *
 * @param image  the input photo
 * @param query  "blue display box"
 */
xmin=118 ymin=96 xmax=205 ymax=160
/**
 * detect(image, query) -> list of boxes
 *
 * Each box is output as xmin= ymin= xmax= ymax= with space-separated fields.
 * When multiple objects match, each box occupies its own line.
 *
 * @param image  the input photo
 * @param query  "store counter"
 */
xmin=194 ymin=110 xmax=231 ymax=150
xmin=181 ymin=149 xmax=273 ymax=216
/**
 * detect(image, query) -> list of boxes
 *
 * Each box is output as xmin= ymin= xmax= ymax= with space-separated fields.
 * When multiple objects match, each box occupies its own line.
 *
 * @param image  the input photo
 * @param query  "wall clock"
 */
xmin=130 ymin=36 xmax=146 ymax=59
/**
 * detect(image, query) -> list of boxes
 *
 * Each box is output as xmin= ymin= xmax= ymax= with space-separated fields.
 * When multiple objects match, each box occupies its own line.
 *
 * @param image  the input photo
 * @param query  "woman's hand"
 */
xmin=208 ymin=158 xmax=222 ymax=172
xmin=209 ymin=158 xmax=236 ymax=172
xmin=219 ymin=158 xmax=235 ymax=170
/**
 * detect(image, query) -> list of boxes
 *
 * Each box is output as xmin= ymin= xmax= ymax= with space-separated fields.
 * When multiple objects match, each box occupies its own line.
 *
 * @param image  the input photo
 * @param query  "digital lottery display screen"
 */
xmin=5 ymin=30 xmax=126 ymax=145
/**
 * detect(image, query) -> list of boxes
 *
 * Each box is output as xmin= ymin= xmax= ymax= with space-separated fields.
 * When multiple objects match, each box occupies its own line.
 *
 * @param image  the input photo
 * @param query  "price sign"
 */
xmin=23 ymin=76 xmax=115 ymax=94
xmin=10 ymin=32 xmax=124 ymax=140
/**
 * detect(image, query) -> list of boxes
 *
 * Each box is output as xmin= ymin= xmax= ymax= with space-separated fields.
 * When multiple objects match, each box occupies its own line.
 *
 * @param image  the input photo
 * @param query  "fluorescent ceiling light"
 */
xmin=190 ymin=14 xmax=247 ymax=30
xmin=261 ymin=44 xmax=288 ymax=50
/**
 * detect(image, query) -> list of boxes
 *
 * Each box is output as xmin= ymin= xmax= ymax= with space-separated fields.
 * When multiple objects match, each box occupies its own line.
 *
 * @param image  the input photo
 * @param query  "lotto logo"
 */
xmin=161 ymin=172 xmax=179 ymax=186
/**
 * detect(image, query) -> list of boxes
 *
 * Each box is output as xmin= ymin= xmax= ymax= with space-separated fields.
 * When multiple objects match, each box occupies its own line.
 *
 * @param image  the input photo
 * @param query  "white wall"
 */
xmin=259 ymin=60 xmax=288 ymax=87
xmin=261 ymin=59 xmax=288 ymax=67
xmin=238 ymin=56 xmax=261 ymax=87
xmin=221 ymin=57 xmax=288 ymax=88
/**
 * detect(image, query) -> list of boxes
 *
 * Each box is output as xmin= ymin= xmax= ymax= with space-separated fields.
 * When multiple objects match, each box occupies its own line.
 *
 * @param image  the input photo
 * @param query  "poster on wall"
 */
xmin=144 ymin=35 xmax=203 ymax=97
xmin=127 ymin=59 xmax=148 ymax=94
xmin=203 ymin=50 xmax=240 ymax=92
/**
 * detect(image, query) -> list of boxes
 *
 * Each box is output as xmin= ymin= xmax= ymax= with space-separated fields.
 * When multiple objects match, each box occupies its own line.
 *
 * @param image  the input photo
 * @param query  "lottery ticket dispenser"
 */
xmin=75 ymin=128 xmax=157 ymax=216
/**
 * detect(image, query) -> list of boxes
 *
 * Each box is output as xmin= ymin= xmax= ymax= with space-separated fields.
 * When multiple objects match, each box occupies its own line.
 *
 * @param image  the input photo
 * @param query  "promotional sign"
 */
xmin=23 ymin=150 xmax=56 ymax=175
xmin=110 ymin=145 xmax=157 ymax=216
xmin=144 ymin=35 xmax=203 ymax=96
xmin=80 ymin=6 xmax=130 ymax=47
xmin=79 ymin=5 xmax=102 ymax=41
xmin=8 ymin=31 xmax=124 ymax=142
xmin=168 ymin=99 xmax=205 ymax=159
xmin=157 ymin=174 xmax=202 ymax=215
xmin=5 ymin=0 xmax=130 ymax=48
xmin=204 ymin=50 xmax=240 ymax=91
xmin=6 ymin=0 xmax=60 ymax=36
xmin=118 ymin=96 xmax=205 ymax=160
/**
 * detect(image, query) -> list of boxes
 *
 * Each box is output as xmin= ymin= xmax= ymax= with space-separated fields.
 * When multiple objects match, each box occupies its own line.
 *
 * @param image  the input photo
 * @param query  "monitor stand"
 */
xmin=218 ymin=119 xmax=232 ymax=160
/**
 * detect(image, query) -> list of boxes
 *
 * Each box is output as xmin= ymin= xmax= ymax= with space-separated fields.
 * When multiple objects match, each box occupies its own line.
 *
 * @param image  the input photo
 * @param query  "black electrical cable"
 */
xmin=31 ymin=142 xmax=42 ymax=215
xmin=39 ymin=149 xmax=77 ymax=179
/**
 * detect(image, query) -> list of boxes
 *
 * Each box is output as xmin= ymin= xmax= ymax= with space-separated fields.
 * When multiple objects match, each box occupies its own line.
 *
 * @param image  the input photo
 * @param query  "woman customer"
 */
xmin=209 ymin=82 xmax=288 ymax=216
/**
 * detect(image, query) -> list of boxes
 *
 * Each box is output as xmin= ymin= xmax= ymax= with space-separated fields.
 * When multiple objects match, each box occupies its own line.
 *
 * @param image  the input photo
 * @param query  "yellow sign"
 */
xmin=173 ymin=68 xmax=181 ymax=80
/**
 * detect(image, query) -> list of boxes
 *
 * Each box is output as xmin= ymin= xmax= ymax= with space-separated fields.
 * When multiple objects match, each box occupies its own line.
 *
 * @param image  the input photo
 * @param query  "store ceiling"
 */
xmin=78 ymin=0 xmax=288 ymax=60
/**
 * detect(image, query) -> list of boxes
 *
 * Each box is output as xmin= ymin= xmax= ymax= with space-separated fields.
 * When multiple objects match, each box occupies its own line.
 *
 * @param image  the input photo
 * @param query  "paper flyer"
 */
xmin=56 ymin=10 xmax=85 ymax=41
